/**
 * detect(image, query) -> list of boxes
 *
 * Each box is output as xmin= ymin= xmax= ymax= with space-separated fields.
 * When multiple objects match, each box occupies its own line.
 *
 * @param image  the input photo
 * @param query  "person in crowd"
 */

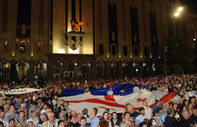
xmin=6 ymin=109 xmax=18 ymax=121
xmin=148 ymin=118 xmax=157 ymax=127
xmin=120 ymin=112 xmax=135 ymax=127
xmin=3 ymin=104 xmax=9 ymax=117
xmin=64 ymin=101 xmax=70 ymax=111
xmin=165 ymin=108 xmax=178 ymax=127
xmin=82 ymin=108 xmax=90 ymax=125
xmin=110 ymin=112 xmax=121 ymax=127
xmin=0 ymin=111 xmax=9 ymax=127
xmin=26 ymin=111 xmax=39 ymax=127
xmin=27 ymin=121 xmax=35 ymax=127
xmin=189 ymin=107 xmax=197 ymax=125
xmin=29 ymin=102 xmax=40 ymax=117
xmin=99 ymin=119 xmax=109 ymax=127
xmin=139 ymin=122 xmax=148 ymax=127
xmin=102 ymin=111 xmax=111 ymax=127
xmin=14 ymin=97 xmax=27 ymax=108
xmin=153 ymin=100 xmax=160 ymax=111
xmin=38 ymin=114 xmax=48 ymax=127
xmin=135 ymin=107 xmax=147 ymax=126
xmin=155 ymin=107 xmax=166 ymax=127
xmin=41 ymin=112 xmax=58 ymax=127
xmin=40 ymin=103 xmax=49 ymax=115
xmin=52 ymin=95 xmax=59 ymax=110
xmin=179 ymin=110 xmax=190 ymax=127
xmin=89 ymin=108 xmax=100 ymax=127
xmin=15 ymin=111 xmax=27 ymax=127
xmin=124 ymin=103 xmax=139 ymax=122
xmin=70 ymin=110 xmax=80 ymax=126
xmin=58 ymin=120 xmax=65 ymax=127
xmin=8 ymin=119 xmax=15 ymax=127
xmin=79 ymin=116 xmax=90 ymax=127
xmin=143 ymin=101 xmax=152 ymax=119
xmin=107 ymin=87 xmax=113 ymax=95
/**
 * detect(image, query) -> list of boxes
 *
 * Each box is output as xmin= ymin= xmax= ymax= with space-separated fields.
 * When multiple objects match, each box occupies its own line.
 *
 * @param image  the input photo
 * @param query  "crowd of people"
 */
xmin=0 ymin=74 xmax=196 ymax=127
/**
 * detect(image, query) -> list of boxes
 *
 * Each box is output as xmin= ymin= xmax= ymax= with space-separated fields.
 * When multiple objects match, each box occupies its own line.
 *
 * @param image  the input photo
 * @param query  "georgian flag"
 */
xmin=60 ymin=90 xmax=179 ymax=115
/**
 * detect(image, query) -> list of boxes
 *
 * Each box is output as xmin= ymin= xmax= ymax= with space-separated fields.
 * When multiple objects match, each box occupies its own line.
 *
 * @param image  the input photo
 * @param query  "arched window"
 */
xmin=112 ymin=45 xmax=116 ymax=55
xmin=133 ymin=46 xmax=138 ymax=56
xmin=123 ymin=46 xmax=128 ymax=56
xmin=99 ymin=44 xmax=104 ymax=55
xmin=144 ymin=47 xmax=148 ymax=57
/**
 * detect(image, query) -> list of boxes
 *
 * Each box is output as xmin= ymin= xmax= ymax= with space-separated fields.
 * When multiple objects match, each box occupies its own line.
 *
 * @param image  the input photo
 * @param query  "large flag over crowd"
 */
xmin=60 ymin=84 xmax=197 ymax=115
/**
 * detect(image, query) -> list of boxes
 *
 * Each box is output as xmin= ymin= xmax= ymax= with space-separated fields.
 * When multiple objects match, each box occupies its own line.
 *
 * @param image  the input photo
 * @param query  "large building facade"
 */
xmin=0 ymin=0 xmax=196 ymax=81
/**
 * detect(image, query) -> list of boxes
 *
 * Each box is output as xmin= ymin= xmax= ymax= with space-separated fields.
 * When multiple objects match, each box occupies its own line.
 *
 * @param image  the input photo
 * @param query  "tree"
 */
xmin=164 ymin=34 xmax=196 ymax=74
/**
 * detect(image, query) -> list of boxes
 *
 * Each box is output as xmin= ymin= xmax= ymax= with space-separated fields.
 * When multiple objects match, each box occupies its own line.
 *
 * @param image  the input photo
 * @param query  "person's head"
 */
xmin=109 ymin=87 xmax=112 ymax=91
xmin=33 ymin=102 xmax=38 ymax=107
xmin=48 ymin=112 xmax=55 ymax=122
xmin=164 ymin=103 xmax=170 ymax=109
xmin=71 ymin=110 xmax=77 ymax=117
xmin=21 ymin=103 xmax=26 ymax=109
xmin=6 ymin=99 xmax=12 ymax=105
xmin=124 ymin=111 xmax=131 ymax=120
xmin=167 ymin=108 xmax=174 ymax=117
xmin=104 ymin=108 xmax=110 ymax=113
xmin=80 ymin=116 xmax=87 ymax=126
xmin=9 ymin=119 xmax=15 ymax=127
xmin=179 ymin=98 xmax=184 ymax=104
xmin=158 ymin=107 xmax=164 ymax=114
xmin=143 ymin=101 xmax=148 ymax=107
xmin=91 ymin=107 xmax=98 ymax=116
xmin=0 ymin=111 xmax=5 ymax=118
xmin=59 ymin=99 xmax=64 ymax=105
xmin=46 ymin=108 xmax=52 ymax=116
xmin=9 ymin=109 xmax=15 ymax=116
xmin=3 ymin=104 xmax=9 ymax=111
xmin=64 ymin=101 xmax=69 ymax=108
xmin=182 ymin=110 xmax=189 ymax=120
xmin=111 ymin=112 xmax=118 ymax=120
xmin=125 ymin=103 xmax=134 ymax=112
xmin=99 ymin=119 xmax=109 ymax=127
xmin=54 ymin=95 xmax=58 ymax=100
xmin=18 ymin=97 xmax=23 ymax=103
xmin=139 ymin=107 xmax=145 ymax=116
xmin=27 ymin=121 xmax=34 ymax=127
xmin=40 ymin=114 xmax=47 ymax=122
xmin=192 ymin=108 xmax=197 ymax=116
xmin=19 ymin=111 xmax=25 ymax=118
xmin=43 ymin=103 xmax=48 ymax=110
xmin=139 ymin=122 xmax=148 ymax=127
xmin=10 ymin=105 xmax=15 ymax=110
xmin=82 ymin=108 xmax=88 ymax=115
xmin=103 ymin=111 xmax=109 ymax=120
xmin=29 ymin=111 xmax=36 ymax=118
xmin=148 ymin=118 xmax=157 ymax=126
xmin=58 ymin=120 xmax=65 ymax=127
xmin=183 ymin=99 xmax=189 ymax=106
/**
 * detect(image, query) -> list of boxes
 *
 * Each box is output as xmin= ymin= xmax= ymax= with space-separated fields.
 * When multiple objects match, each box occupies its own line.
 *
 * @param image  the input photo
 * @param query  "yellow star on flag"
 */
xmin=120 ymin=90 xmax=125 ymax=93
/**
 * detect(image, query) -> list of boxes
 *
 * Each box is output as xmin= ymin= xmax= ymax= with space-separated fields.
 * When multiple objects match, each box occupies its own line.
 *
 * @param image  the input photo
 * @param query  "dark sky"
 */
xmin=183 ymin=0 xmax=197 ymax=14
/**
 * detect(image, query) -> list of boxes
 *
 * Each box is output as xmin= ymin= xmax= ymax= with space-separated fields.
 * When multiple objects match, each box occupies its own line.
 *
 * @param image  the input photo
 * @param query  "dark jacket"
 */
xmin=165 ymin=115 xmax=178 ymax=127
xmin=178 ymin=116 xmax=190 ymax=127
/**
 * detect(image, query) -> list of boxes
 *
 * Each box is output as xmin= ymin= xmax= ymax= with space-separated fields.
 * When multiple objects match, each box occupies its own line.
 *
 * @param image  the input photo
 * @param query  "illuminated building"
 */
xmin=0 ymin=0 xmax=196 ymax=80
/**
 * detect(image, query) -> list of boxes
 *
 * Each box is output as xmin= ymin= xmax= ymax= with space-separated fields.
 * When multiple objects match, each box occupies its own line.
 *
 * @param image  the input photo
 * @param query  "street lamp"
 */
xmin=174 ymin=6 xmax=184 ymax=17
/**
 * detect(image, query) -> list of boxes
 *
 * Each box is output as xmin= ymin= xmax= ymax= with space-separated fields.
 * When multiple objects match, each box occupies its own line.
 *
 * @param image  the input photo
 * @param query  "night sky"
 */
xmin=183 ymin=0 xmax=197 ymax=14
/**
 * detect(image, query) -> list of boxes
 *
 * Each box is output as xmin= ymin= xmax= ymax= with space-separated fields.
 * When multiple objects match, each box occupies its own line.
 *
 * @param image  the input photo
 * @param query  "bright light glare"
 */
xmin=174 ymin=12 xmax=180 ymax=17
xmin=177 ymin=7 xmax=183 ymax=12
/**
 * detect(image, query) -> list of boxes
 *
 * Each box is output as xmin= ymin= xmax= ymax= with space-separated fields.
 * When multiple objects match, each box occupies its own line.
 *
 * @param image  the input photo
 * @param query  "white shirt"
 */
xmin=26 ymin=117 xmax=39 ymax=127
xmin=0 ymin=118 xmax=9 ymax=127
xmin=143 ymin=106 xmax=152 ymax=119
